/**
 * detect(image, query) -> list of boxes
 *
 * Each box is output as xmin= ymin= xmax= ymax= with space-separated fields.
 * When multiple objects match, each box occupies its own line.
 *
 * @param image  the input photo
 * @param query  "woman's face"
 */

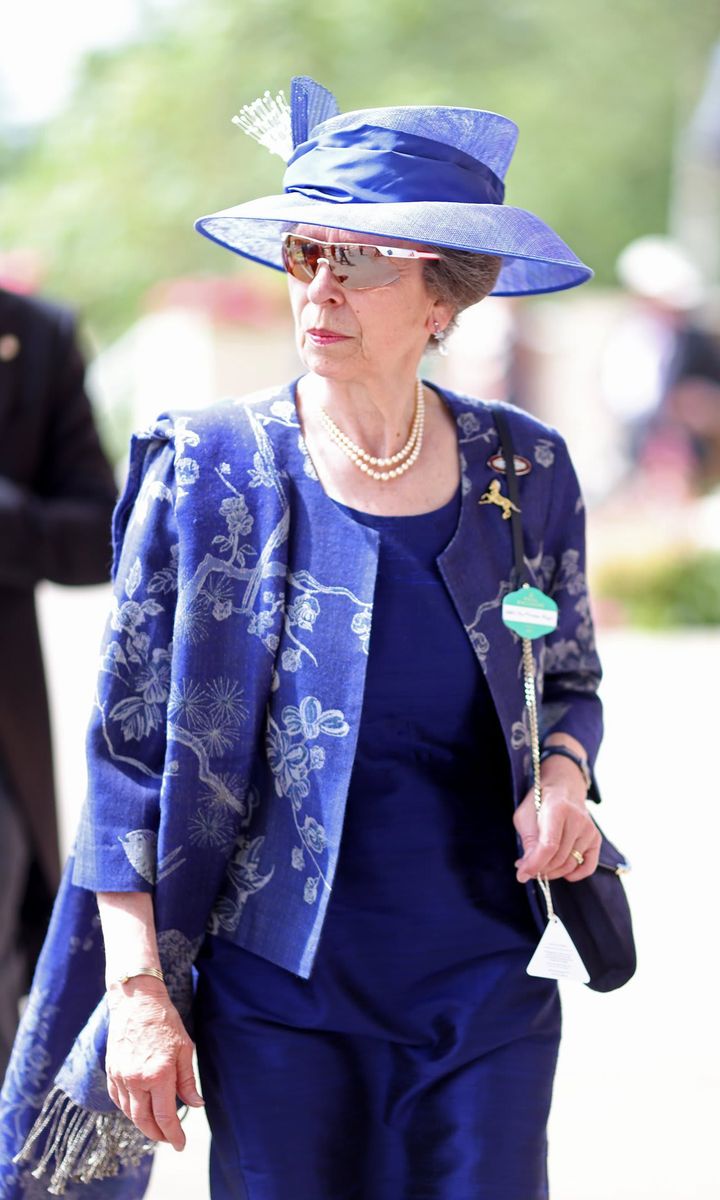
xmin=286 ymin=226 xmax=452 ymax=384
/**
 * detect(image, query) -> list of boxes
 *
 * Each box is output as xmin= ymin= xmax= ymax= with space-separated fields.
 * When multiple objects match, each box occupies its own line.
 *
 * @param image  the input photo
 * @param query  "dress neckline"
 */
xmin=332 ymin=486 xmax=461 ymax=523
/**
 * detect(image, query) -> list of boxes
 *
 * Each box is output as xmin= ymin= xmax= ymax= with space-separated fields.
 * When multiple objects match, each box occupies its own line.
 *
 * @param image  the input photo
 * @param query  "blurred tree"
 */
xmin=0 ymin=0 xmax=716 ymax=340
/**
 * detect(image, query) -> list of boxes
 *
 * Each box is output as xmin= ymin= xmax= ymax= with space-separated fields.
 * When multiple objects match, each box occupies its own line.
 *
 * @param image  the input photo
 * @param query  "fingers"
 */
xmin=110 ymin=1081 xmax=186 ymax=1149
xmin=520 ymin=828 xmax=597 ymax=881
xmin=514 ymin=786 xmax=601 ymax=884
xmin=176 ymin=1042 xmax=204 ymax=1109
xmin=111 ymin=1080 xmax=132 ymax=1123
xmin=545 ymin=819 xmax=601 ymax=881
xmin=516 ymin=812 xmax=571 ymax=882
xmin=149 ymin=1078 xmax=186 ymax=1151
xmin=129 ymin=1090 xmax=169 ymax=1145
xmin=538 ymin=824 xmax=587 ymax=879
xmin=512 ymin=792 xmax=541 ymax=865
xmin=108 ymin=1073 xmax=172 ymax=1145
xmin=560 ymin=833 xmax=601 ymax=882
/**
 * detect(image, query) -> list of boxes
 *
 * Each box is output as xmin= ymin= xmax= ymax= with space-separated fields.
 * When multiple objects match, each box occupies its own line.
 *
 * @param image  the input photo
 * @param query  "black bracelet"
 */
xmin=540 ymin=745 xmax=591 ymax=791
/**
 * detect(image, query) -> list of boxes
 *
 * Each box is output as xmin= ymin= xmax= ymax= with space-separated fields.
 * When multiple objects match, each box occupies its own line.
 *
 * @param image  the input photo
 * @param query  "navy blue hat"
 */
xmin=195 ymin=76 xmax=592 ymax=297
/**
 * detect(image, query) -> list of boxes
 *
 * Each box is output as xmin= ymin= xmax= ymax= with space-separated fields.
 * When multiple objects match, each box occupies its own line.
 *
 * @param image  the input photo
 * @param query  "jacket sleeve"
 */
xmin=72 ymin=427 xmax=177 ymax=892
xmin=539 ymin=435 xmax=604 ymax=778
xmin=0 ymin=308 xmax=117 ymax=589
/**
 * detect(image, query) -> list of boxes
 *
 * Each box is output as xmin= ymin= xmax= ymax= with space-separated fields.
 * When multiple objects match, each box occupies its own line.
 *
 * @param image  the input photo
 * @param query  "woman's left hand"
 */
xmin=513 ymin=754 xmax=601 ymax=884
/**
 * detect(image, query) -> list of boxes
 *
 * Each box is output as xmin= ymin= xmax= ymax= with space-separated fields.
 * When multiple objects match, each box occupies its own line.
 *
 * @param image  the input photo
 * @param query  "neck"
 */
xmin=299 ymin=370 xmax=422 ymax=459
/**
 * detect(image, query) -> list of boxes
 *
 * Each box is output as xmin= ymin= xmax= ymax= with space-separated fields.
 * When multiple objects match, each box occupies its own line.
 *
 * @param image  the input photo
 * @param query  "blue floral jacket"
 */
xmin=0 ymin=380 xmax=602 ymax=1197
xmin=76 ymin=379 xmax=602 ymax=977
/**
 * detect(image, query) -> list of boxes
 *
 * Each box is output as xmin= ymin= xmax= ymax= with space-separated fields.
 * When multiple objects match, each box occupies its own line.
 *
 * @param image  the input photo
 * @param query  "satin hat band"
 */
xmin=284 ymin=123 xmax=506 ymax=208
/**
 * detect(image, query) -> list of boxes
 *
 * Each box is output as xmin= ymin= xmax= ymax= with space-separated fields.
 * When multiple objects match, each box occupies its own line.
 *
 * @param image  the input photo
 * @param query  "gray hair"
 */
xmin=422 ymin=248 xmax=503 ymax=347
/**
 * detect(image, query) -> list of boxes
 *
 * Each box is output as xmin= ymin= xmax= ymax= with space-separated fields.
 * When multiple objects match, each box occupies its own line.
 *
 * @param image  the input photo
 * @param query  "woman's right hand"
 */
xmin=106 ymin=976 xmax=204 ymax=1151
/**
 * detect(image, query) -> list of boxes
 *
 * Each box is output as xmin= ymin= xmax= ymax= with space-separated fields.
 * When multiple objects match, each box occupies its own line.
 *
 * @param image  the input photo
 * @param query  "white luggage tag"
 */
xmin=526 ymin=915 xmax=590 ymax=984
xmin=525 ymin=872 xmax=590 ymax=984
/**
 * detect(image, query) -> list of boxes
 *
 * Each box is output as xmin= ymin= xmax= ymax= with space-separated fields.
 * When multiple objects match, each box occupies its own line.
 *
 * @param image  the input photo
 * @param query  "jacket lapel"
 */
xmin=436 ymin=388 xmax=533 ymax=802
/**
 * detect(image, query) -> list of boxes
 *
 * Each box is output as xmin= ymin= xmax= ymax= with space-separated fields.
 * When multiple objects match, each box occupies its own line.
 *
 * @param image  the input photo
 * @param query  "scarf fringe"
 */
xmin=13 ymin=1086 xmax=154 ymax=1196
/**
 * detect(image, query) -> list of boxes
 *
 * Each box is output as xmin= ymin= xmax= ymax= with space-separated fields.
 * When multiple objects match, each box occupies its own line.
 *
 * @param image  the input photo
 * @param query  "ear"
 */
xmin=425 ymin=296 xmax=454 ymax=337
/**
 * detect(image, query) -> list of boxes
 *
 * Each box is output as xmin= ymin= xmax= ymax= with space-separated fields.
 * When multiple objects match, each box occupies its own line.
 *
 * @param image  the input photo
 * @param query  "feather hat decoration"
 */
xmin=232 ymin=76 xmax=340 ymax=163
xmin=289 ymin=75 xmax=340 ymax=150
xmin=232 ymin=90 xmax=293 ymax=161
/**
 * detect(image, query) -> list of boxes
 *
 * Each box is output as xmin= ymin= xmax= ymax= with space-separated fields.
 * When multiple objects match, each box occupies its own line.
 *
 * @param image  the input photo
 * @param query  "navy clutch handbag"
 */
xmin=544 ymin=827 xmax=635 ymax=992
xmin=490 ymin=404 xmax=636 ymax=993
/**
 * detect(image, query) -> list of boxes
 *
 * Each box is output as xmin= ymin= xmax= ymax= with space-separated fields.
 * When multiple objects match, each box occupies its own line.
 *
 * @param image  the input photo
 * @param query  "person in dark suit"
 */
xmin=0 ymin=286 xmax=117 ymax=1078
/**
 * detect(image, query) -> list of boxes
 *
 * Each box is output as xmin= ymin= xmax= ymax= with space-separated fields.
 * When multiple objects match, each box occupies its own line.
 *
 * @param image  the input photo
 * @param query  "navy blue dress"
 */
xmin=195 ymin=489 xmax=561 ymax=1200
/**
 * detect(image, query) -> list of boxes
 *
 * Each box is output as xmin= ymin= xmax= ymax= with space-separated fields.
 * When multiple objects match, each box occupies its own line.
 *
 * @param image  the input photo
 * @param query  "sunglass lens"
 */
xmin=284 ymin=238 xmax=400 ymax=289
xmin=284 ymin=237 xmax=318 ymax=282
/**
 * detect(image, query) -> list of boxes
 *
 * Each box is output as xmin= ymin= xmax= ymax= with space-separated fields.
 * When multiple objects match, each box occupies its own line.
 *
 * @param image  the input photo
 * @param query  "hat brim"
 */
xmin=194 ymin=193 xmax=592 ymax=297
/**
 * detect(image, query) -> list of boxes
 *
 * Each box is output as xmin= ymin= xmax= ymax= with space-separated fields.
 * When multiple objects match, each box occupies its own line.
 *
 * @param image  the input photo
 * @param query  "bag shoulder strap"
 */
xmin=489 ymin=402 xmax=549 ymax=844
xmin=489 ymin=403 xmax=528 ymax=586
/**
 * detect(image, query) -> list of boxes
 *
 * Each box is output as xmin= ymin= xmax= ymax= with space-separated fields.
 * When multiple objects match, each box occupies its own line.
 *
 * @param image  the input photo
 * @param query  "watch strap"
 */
xmin=540 ymin=744 xmax=591 ymax=791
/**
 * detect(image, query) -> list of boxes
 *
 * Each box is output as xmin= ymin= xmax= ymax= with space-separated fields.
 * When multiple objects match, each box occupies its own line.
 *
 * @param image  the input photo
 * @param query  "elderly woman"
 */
xmin=1 ymin=78 xmax=607 ymax=1200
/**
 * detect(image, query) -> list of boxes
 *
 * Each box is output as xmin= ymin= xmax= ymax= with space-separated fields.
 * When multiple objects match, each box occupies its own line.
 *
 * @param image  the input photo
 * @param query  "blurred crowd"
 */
xmin=444 ymin=235 xmax=720 ymax=507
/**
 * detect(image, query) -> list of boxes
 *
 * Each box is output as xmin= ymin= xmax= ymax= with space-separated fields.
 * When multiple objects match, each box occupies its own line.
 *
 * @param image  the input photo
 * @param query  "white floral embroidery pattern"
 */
xmin=298 ymin=435 xmax=320 ymax=480
xmin=459 ymin=450 xmax=472 ymax=496
xmin=351 ymin=609 xmax=372 ymax=655
xmin=464 ymin=579 xmax=514 ymax=670
xmin=534 ymin=438 xmax=555 ymax=468
xmin=288 ymin=594 xmax=320 ymax=631
xmin=173 ymin=416 xmax=200 ymax=459
xmin=302 ymin=815 xmax=327 ymax=854
xmin=208 ymin=835 xmax=275 ymax=935
xmin=266 ymin=696 xmax=348 ymax=904
xmin=282 ymin=570 xmax=372 ymax=666
xmin=213 ymin=495 xmax=255 ymax=565
xmin=104 ymin=557 xmax=171 ymax=743
xmin=157 ymin=929 xmax=204 ymax=1015
xmin=456 ymin=410 xmax=497 ymax=446
xmin=188 ymin=805 xmax=236 ymax=851
xmin=248 ymin=450 xmax=277 ymax=489
xmin=511 ymin=707 xmax=531 ymax=751
xmin=270 ymin=399 xmax=296 ymax=423
xmin=98 ymin=504 xmax=251 ymax=875
xmin=176 ymin=457 xmax=200 ymax=486
xmin=119 ymin=829 xmax=185 ymax=884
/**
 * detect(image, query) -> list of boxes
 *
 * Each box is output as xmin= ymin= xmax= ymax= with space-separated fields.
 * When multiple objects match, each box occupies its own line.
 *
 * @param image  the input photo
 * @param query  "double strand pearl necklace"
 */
xmin=319 ymin=380 xmax=425 ymax=482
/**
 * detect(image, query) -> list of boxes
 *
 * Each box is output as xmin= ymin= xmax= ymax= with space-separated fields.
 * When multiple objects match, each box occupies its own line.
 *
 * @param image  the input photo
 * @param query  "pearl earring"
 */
xmin=433 ymin=320 xmax=449 ymax=356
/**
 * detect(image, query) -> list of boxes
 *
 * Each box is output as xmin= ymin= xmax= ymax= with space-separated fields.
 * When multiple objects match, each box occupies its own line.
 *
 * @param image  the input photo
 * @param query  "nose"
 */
xmin=306 ymin=259 xmax=344 ymax=305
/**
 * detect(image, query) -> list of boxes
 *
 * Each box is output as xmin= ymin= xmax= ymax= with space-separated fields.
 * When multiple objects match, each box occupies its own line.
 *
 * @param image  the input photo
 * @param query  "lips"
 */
xmin=306 ymin=328 xmax=350 ymax=344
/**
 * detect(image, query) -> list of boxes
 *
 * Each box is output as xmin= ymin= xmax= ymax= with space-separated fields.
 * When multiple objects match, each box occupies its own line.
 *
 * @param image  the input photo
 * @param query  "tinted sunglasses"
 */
xmin=282 ymin=233 xmax=441 ymax=290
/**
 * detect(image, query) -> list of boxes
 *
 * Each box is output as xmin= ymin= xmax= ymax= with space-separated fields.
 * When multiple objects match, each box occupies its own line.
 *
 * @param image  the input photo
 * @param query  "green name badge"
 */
xmin=502 ymin=586 xmax=558 ymax=639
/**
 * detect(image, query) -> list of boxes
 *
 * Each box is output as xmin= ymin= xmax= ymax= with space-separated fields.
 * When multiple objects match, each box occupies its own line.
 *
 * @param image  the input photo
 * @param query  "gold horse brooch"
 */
xmin=478 ymin=479 xmax=521 ymax=520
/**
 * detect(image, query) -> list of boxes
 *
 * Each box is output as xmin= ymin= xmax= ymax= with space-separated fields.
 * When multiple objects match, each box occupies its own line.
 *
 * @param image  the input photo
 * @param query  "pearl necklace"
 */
xmin=319 ymin=380 xmax=425 ymax=482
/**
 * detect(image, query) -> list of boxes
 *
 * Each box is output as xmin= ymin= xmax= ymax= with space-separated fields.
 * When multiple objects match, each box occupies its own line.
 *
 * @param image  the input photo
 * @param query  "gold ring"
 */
xmin=571 ymin=849 xmax=585 ymax=865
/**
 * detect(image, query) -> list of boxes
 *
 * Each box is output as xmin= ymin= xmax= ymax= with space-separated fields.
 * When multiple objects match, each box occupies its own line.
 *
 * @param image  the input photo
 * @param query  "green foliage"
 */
xmin=597 ymin=550 xmax=720 ymax=627
xmin=0 ymin=0 xmax=717 ymax=340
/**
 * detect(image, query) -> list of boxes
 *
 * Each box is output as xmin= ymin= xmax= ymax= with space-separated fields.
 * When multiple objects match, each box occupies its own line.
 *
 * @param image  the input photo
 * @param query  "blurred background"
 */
xmin=3 ymin=0 xmax=720 ymax=621
xmin=2 ymin=2 xmax=719 ymax=1197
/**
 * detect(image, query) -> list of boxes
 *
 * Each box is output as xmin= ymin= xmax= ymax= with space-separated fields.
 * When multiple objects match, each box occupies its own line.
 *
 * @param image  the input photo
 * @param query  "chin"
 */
xmin=301 ymin=349 xmax=357 ymax=380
